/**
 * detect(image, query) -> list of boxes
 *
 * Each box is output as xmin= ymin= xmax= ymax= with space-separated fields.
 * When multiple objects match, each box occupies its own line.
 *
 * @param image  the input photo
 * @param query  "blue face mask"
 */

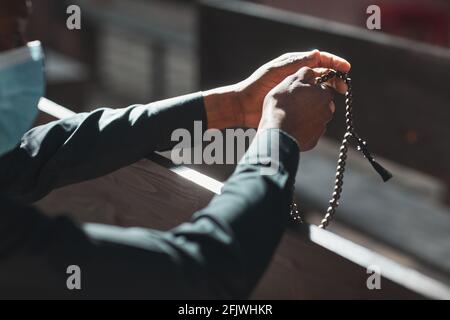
xmin=0 ymin=41 xmax=45 ymax=156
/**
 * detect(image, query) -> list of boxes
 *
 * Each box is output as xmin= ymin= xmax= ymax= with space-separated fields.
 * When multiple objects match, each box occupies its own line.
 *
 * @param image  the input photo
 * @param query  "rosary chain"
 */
xmin=291 ymin=70 xmax=354 ymax=229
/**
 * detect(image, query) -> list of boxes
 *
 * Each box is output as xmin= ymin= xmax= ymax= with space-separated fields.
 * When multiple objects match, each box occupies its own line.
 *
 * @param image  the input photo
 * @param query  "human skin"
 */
xmin=203 ymin=51 xmax=351 ymax=150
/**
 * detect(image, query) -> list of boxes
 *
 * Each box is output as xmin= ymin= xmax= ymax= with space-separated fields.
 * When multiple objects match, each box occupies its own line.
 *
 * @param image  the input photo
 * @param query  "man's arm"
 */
xmin=0 ymin=49 xmax=350 ymax=204
xmin=0 ymin=129 xmax=298 ymax=299
xmin=0 ymin=93 xmax=207 ymax=203
xmin=0 ymin=61 xmax=345 ymax=300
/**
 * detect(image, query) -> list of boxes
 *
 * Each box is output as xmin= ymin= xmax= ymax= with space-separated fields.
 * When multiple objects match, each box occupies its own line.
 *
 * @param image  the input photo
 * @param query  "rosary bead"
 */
xmin=332 ymin=191 xmax=341 ymax=200
xmin=329 ymin=199 xmax=339 ymax=205
xmin=292 ymin=70 xmax=374 ymax=230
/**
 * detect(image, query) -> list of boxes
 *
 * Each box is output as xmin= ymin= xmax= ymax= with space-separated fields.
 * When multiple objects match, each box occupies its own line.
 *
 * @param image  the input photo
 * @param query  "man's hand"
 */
xmin=203 ymin=50 xmax=350 ymax=129
xmin=258 ymin=67 xmax=338 ymax=151
xmin=0 ymin=0 xmax=31 ymax=52
xmin=237 ymin=50 xmax=350 ymax=128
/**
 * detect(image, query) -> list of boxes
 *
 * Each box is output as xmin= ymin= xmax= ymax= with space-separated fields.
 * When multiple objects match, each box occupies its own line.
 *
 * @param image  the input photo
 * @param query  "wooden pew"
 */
xmin=34 ymin=99 xmax=450 ymax=299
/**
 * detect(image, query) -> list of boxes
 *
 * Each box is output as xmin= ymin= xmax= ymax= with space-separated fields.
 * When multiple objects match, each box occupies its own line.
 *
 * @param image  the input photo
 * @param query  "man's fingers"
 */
xmin=268 ymin=50 xmax=320 ymax=75
xmin=311 ymin=67 xmax=348 ymax=94
xmin=290 ymin=50 xmax=350 ymax=74
xmin=265 ymin=50 xmax=351 ymax=89
xmin=322 ymin=87 xmax=335 ymax=112
xmin=317 ymin=51 xmax=351 ymax=73
xmin=322 ymin=74 xmax=348 ymax=94
xmin=329 ymin=100 xmax=336 ymax=114
xmin=295 ymin=66 xmax=316 ymax=83
xmin=295 ymin=67 xmax=336 ymax=103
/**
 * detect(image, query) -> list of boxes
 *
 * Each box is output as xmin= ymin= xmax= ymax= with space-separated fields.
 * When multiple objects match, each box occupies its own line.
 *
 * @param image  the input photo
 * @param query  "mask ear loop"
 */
xmin=290 ymin=70 xmax=392 ymax=229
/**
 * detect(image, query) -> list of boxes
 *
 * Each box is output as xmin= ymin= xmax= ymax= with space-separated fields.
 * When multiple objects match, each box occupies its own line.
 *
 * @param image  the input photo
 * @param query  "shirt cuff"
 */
xmin=150 ymin=92 xmax=207 ymax=151
xmin=240 ymin=128 xmax=300 ymax=179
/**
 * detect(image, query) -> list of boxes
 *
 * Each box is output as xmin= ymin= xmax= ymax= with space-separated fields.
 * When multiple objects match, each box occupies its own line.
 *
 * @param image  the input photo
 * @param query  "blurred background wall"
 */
xmin=26 ymin=0 xmax=450 ymax=108
xmin=28 ymin=0 xmax=199 ymax=111
xmin=253 ymin=0 xmax=450 ymax=47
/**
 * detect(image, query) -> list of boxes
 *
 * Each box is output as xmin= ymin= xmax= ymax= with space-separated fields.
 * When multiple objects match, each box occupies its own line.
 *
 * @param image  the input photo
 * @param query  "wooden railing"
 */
xmin=33 ymin=99 xmax=450 ymax=299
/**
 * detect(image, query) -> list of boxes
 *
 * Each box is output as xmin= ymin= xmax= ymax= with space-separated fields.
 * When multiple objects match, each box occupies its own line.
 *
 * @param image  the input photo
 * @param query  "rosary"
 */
xmin=290 ymin=70 xmax=393 ymax=229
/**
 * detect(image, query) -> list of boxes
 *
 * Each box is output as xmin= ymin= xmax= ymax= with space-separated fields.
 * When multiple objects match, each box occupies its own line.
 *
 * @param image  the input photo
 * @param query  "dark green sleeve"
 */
xmin=166 ymin=129 xmax=300 ymax=298
xmin=0 ymin=129 xmax=299 ymax=299
xmin=0 ymin=93 xmax=206 ymax=203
